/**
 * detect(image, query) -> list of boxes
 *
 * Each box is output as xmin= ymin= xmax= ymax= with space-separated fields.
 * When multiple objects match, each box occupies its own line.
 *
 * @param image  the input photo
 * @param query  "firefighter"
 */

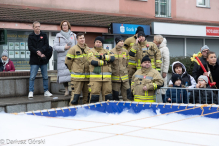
xmin=110 ymin=36 xmax=131 ymax=101
xmin=65 ymin=33 xmax=90 ymax=105
xmin=131 ymin=55 xmax=163 ymax=102
xmin=124 ymin=26 xmax=144 ymax=80
xmin=129 ymin=31 xmax=162 ymax=72
xmin=87 ymin=36 xmax=115 ymax=103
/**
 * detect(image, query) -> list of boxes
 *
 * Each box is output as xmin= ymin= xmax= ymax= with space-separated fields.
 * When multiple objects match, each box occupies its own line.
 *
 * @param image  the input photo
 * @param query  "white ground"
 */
xmin=0 ymin=108 xmax=219 ymax=146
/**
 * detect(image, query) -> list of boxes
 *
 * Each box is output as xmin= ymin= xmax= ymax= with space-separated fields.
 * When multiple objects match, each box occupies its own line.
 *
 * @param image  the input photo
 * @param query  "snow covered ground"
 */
xmin=0 ymin=108 xmax=219 ymax=146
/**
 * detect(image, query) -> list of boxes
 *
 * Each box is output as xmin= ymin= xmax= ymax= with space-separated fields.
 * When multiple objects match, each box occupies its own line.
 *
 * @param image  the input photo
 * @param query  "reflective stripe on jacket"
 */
xmin=88 ymin=47 xmax=115 ymax=81
xmin=111 ymin=47 xmax=129 ymax=82
xmin=131 ymin=67 xmax=164 ymax=102
xmin=65 ymin=44 xmax=90 ymax=81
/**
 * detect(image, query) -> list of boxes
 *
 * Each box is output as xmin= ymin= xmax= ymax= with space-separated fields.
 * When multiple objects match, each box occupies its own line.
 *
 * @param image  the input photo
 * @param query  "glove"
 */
xmin=95 ymin=55 xmax=103 ymax=60
xmin=93 ymin=66 xmax=101 ymax=74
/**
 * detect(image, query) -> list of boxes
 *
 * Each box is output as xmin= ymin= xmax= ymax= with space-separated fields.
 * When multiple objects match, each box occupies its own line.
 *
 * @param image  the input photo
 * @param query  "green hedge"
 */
xmin=168 ymin=56 xmax=194 ymax=75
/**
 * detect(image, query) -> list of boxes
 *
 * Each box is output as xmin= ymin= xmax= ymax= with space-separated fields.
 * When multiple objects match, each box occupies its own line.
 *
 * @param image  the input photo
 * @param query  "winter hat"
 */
xmin=138 ymin=31 xmax=145 ymax=37
xmin=1 ymin=49 xmax=8 ymax=57
xmin=201 ymin=45 xmax=209 ymax=52
xmin=136 ymin=26 xmax=144 ymax=34
xmin=198 ymin=75 xmax=208 ymax=84
xmin=172 ymin=74 xmax=182 ymax=84
xmin=115 ymin=36 xmax=124 ymax=44
xmin=141 ymin=55 xmax=151 ymax=63
xmin=94 ymin=36 xmax=104 ymax=43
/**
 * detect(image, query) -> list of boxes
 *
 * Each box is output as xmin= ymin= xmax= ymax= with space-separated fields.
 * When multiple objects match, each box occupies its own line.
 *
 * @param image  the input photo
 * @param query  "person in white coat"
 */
xmin=153 ymin=35 xmax=170 ymax=102
xmin=53 ymin=20 xmax=77 ymax=96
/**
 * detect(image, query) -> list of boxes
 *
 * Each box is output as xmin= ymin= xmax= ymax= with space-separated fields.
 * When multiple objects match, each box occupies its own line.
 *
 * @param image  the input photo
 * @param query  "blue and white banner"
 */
xmin=111 ymin=23 xmax=150 ymax=35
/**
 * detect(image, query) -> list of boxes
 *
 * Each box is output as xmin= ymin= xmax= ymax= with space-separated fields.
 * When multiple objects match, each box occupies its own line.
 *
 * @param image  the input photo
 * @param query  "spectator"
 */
xmin=201 ymin=51 xmax=219 ymax=89
xmin=192 ymin=45 xmax=219 ymax=82
xmin=190 ymin=75 xmax=217 ymax=104
xmin=28 ymin=21 xmax=52 ymax=99
xmin=153 ymin=35 xmax=170 ymax=102
xmin=1 ymin=49 xmax=15 ymax=72
xmin=166 ymin=74 xmax=188 ymax=103
xmin=53 ymin=20 xmax=77 ymax=96
xmin=169 ymin=61 xmax=196 ymax=88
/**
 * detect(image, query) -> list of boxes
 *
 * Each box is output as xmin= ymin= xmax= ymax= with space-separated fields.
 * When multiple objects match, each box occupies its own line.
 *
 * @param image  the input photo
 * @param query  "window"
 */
xmin=155 ymin=0 xmax=171 ymax=18
xmin=196 ymin=0 xmax=210 ymax=8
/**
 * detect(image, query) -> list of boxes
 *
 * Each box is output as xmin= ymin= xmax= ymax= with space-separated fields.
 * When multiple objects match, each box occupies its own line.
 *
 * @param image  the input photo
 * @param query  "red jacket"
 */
xmin=3 ymin=59 xmax=15 ymax=72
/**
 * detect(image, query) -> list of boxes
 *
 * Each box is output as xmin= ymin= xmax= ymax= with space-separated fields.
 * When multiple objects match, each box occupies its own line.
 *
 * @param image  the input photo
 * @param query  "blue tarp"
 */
xmin=26 ymin=102 xmax=219 ymax=119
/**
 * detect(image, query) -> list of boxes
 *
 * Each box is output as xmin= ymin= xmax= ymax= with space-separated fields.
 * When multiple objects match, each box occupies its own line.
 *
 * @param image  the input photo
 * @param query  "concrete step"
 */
xmin=0 ymin=94 xmax=74 ymax=113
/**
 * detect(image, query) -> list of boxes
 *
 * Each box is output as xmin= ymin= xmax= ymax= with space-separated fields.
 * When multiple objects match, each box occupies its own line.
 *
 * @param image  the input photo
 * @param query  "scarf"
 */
xmin=60 ymin=30 xmax=71 ymax=40
xmin=1 ymin=58 xmax=9 ymax=70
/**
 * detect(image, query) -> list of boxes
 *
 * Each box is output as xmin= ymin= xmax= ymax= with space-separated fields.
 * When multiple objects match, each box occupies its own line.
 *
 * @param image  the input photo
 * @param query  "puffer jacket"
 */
xmin=88 ymin=47 xmax=115 ymax=81
xmin=129 ymin=41 xmax=162 ymax=72
xmin=131 ymin=67 xmax=164 ymax=102
xmin=110 ymin=46 xmax=129 ymax=82
xmin=159 ymin=38 xmax=170 ymax=94
xmin=165 ymin=84 xmax=188 ymax=103
xmin=159 ymin=38 xmax=169 ymax=74
xmin=53 ymin=31 xmax=77 ymax=83
xmin=65 ymin=44 xmax=90 ymax=81
xmin=169 ymin=61 xmax=196 ymax=89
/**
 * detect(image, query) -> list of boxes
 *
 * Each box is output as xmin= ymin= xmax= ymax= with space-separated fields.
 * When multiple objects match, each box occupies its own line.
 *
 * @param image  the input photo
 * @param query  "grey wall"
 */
xmin=166 ymin=37 xmax=184 ymax=57
xmin=205 ymin=39 xmax=219 ymax=56
xmin=186 ymin=38 xmax=203 ymax=56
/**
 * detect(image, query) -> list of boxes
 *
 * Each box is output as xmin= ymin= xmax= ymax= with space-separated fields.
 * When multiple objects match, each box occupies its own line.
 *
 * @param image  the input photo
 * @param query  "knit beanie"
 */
xmin=1 ymin=49 xmax=8 ymax=57
xmin=201 ymin=45 xmax=209 ymax=52
xmin=136 ymin=26 xmax=144 ymax=34
xmin=172 ymin=74 xmax=182 ymax=85
xmin=94 ymin=36 xmax=104 ymax=43
xmin=115 ymin=36 xmax=124 ymax=44
xmin=141 ymin=55 xmax=151 ymax=63
xmin=198 ymin=75 xmax=208 ymax=84
xmin=138 ymin=31 xmax=145 ymax=37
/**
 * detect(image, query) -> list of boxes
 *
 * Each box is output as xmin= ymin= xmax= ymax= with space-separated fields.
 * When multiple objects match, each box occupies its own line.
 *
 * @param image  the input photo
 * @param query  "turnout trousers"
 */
xmin=69 ymin=80 xmax=89 ymax=106
xmin=88 ymin=81 xmax=112 ymax=103
xmin=112 ymin=81 xmax=131 ymax=101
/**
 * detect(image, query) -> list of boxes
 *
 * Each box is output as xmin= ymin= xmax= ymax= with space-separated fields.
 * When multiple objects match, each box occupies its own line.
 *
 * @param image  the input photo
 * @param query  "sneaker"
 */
xmin=44 ymin=91 xmax=53 ymax=97
xmin=28 ymin=91 xmax=33 ymax=99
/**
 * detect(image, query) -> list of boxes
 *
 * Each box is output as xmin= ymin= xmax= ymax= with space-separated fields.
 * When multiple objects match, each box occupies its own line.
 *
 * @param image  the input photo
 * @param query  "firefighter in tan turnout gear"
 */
xmin=87 ymin=36 xmax=115 ymax=103
xmin=110 ymin=36 xmax=131 ymax=101
xmin=65 ymin=33 xmax=90 ymax=105
xmin=129 ymin=31 xmax=162 ymax=72
xmin=124 ymin=26 xmax=144 ymax=81
xmin=131 ymin=56 xmax=163 ymax=102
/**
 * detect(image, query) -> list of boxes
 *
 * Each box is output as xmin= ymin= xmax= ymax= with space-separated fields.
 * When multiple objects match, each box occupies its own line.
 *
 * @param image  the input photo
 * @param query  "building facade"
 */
xmin=0 ymin=0 xmax=218 ymax=70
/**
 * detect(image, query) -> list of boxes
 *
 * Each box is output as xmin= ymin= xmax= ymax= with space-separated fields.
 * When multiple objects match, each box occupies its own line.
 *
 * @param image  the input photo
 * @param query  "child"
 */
xmin=166 ymin=74 xmax=188 ymax=103
xmin=190 ymin=75 xmax=218 ymax=104
xmin=169 ymin=61 xmax=196 ymax=88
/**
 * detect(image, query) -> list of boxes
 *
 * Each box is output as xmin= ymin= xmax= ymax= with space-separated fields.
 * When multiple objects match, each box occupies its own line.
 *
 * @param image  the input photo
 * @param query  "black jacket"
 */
xmin=193 ymin=56 xmax=219 ymax=82
xmin=189 ymin=85 xmax=218 ymax=104
xmin=198 ymin=62 xmax=219 ymax=89
xmin=28 ymin=31 xmax=49 ymax=65
xmin=0 ymin=59 xmax=3 ymax=72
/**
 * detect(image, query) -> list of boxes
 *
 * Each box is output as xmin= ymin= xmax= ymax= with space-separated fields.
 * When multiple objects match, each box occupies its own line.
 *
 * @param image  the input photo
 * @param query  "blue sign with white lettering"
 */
xmin=111 ymin=23 xmax=150 ymax=35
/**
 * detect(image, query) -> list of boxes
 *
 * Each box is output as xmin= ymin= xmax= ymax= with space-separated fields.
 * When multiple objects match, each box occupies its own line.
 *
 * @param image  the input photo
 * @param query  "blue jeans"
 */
xmin=29 ymin=64 xmax=48 ymax=92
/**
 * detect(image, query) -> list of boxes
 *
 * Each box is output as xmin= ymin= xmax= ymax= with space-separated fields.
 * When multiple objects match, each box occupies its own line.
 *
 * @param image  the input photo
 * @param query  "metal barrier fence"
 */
xmin=157 ymin=87 xmax=219 ymax=104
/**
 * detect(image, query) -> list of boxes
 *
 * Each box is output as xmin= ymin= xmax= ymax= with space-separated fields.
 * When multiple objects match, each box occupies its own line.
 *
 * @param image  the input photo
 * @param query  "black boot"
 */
xmin=71 ymin=94 xmax=80 ymax=105
xmin=105 ymin=94 xmax=113 ymax=101
xmin=90 ymin=95 xmax=99 ymax=103
xmin=112 ymin=90 xmax=119 ymax=100
xmin=127 ymin=88 xmax=132 ymax=100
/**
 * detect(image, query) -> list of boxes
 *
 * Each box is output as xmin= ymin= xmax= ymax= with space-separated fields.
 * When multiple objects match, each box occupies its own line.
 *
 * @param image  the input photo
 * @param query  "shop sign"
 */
xmin=111 ymin=23 xmax=150 ymax=35
xmin=206 ymin=27 xmax=219 ymax=36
